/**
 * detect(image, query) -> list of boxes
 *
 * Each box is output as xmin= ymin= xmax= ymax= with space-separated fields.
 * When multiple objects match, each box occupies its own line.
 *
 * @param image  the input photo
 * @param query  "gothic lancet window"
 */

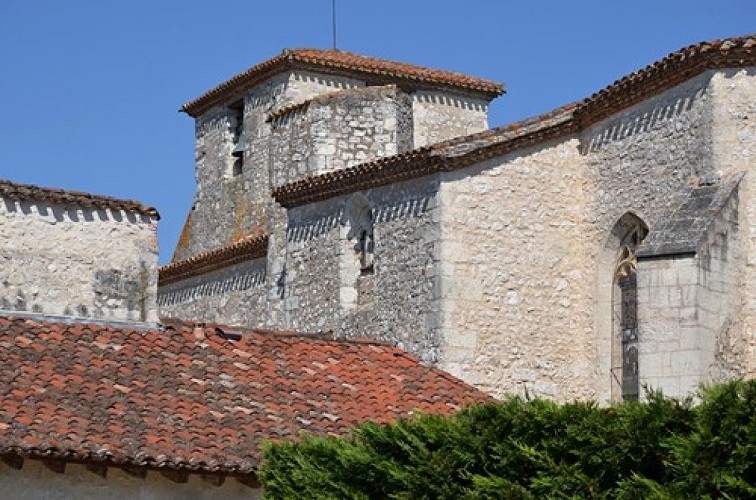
xmin=616 ymin=246 xmax=639 ymax=400
xmin=611 ymin=220 xmax=646 ymax=401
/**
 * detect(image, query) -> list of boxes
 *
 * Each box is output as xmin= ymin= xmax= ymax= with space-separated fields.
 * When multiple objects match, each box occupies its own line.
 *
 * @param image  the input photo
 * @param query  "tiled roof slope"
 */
xmin=273 ymin=35 xmax=755 ymax=208
xmin=159 ymin=232 xmax=269 ymax=285
xmin=0 ymin=315 xmax=488 ymax=476
xmin=181 ymin=48 xmax=504 ymax=117
xmin=637 ymin=173 xmax=745 ymax=258
xmin=0 ymin=178 xmax=159 ymax=219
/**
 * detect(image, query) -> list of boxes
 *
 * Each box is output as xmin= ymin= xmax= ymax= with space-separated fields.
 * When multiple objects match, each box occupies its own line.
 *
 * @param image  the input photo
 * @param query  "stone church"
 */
xmin=0 ymin=34 xmax=754 ymax=498
xmin=157 ymin=35 xmax=755 ymax=403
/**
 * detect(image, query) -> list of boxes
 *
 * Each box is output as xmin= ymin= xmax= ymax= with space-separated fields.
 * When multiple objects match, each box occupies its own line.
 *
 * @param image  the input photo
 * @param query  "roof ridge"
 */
xmin=159 ymin=318 xmax=395 ymax=347
xmin=0 ymin=178 xmax=159 ymax=218
xmin=181 ymin=48 xmax=503 ymax=117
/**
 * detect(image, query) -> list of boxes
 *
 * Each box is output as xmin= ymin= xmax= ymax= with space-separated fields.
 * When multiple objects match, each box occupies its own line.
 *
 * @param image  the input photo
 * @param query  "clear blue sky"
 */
xmin=1 ymin=1 xmax=753 ymax=264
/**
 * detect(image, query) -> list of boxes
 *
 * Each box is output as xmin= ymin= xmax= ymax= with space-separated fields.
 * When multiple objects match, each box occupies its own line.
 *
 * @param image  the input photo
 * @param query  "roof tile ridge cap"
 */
xmin=273 ymin=146 xmax=434 ymax=195
xmin=430 ymin=102 xmax=580 ymax=156
xmin=2 ymin=314 xmax=152 ymax=334
xmin=180 ymin=49 xmax=291 ymax=113
xmin=160 ymin=232 xmax=268 ymax=272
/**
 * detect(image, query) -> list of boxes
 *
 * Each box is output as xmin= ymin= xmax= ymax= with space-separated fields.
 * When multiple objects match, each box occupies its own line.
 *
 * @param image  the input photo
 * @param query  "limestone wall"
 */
xmin=160 ymin=176 xmax=443 ymax=361
xmin=436 ymin=68 xmax=753 ymax=402
xmin=637 ymin=256 xmax=702 ymax=398
xmin=158 ymin=259 xmax=268 ymax=325
xmin=412 ymin=90 xmax=488 ymax=148
xmin=438 ymin=139 xmax=593 ymax=400
xmin=637 ymin=186 xmax=742 ymax=399
xmin=176 ymin=71 xmax=367 ymax=260
xmin=0 ymin=197 xmax=158 ymax=324
xmin=0 ymin=459 xmax=259 ymax=499
xmin=270 ymin=85 xmax=413 ymax=188
xmin=584 ymin=71 xmax=720 ymax=402
xmin=284 ymin=177 xmax=443 ymax=361
xmin=710 ymin=68 xmax=756 ymax=378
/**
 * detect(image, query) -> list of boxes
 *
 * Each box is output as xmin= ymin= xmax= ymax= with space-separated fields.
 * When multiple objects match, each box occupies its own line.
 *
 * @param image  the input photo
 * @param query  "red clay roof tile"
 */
xmin=181 ymin=48 xmax=504 ymax=117
xmin=0 ymin=315 xmax=489 ymax=475
xmin=159 ymin=232 xmax=268 ymax=285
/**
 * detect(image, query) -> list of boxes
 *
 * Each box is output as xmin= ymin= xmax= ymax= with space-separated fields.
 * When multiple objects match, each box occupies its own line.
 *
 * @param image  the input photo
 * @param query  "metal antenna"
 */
xmin=332 ymin=0 xmax=337 ymax=49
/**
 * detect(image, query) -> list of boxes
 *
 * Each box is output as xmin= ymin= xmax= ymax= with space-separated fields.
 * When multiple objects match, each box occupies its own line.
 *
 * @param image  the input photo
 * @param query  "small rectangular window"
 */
xmin=230 ymin=100 xmax=245 ymax=176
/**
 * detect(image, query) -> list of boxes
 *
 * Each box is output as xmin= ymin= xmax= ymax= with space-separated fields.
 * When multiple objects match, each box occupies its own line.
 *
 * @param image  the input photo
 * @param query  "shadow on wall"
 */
xmin=286 ymin=195 xmax=432 ymax=244
xmin=412 ymin=92 xmax=488 ymax=112
xmin=158 ymin=267 xmax=267 ymax=307
xmin=582 ymin=88 xmax=705 ymax=154
xmin=3 ymin=198 xmax=150 ymax=224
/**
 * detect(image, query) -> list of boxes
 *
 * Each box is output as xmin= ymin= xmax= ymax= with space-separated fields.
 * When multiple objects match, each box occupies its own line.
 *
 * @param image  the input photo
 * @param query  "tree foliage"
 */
xmin=259 ymin=380 xmax=755 ymax=499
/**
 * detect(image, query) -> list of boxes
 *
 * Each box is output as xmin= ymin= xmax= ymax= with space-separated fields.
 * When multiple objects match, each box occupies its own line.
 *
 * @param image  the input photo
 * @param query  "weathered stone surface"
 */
xmin=412 ymin=90 xmax=489 ymax=148
xmin=270 ymin=85 xmax=414 ymax=187
xmin=161 ymin=48 xmax=754 ymax=403
xmin=0 ymin=197 xmax=158 ymax=324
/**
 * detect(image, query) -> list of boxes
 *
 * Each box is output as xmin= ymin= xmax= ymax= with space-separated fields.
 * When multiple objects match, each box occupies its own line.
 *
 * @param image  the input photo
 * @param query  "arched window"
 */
xmin=597 ymin=212 xmax=648 ymax=402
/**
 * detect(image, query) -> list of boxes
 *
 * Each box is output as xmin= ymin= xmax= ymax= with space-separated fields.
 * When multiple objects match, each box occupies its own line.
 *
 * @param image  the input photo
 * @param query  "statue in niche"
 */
xmin=356 ymin=219 xmax=374 ymax=273
xmin=344 ymin=195 xmax=375 ymax=275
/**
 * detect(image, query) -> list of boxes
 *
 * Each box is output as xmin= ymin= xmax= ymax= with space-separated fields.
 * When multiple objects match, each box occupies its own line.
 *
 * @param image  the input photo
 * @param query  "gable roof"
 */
xmin=181 ymin=48 xmax=504 ymax=117
xmin=273 ymin=34 xmax=755 ymax=208
xmin=0 ymin=315 xmax=488 ymax=477
xmin=0 ymin=178 xmax=159 ymax=219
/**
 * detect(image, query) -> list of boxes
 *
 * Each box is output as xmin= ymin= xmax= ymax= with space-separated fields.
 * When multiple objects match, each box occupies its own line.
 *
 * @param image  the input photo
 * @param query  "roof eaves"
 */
xmin=159 ymin=233 xmax=269 ymax=285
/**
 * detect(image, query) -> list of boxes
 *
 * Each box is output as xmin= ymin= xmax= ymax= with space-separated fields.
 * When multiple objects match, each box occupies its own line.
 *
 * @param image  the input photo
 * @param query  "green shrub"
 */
xmin=258 ymin=380 xmax=755 ymax=499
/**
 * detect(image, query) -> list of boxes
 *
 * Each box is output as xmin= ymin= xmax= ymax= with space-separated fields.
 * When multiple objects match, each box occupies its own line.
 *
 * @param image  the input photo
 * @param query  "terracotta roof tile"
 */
xmin=159 ymin=232 xmax=268 ymax=285
xmin=0 ymin=315 xmax=488 ymax=475
xmin=273 ymin=35 xmax=755 ymax=209
xmin=0 ymin=178 xmax=159 ymax=219
xmin=181 ymin=48 xmax=504 ymax=117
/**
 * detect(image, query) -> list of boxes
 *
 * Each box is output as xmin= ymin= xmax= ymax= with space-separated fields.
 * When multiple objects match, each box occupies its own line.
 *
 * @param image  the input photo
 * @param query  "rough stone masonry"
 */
xmin=159 ymin=40 xmax=755 ymax=402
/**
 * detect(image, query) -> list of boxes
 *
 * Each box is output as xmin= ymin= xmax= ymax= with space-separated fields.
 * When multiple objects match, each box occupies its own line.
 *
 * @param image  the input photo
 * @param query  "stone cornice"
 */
xmin=272 ymin=35 xmax=755 ymax=209
xmin=159 ymin=233 xmax=268 ymax=286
